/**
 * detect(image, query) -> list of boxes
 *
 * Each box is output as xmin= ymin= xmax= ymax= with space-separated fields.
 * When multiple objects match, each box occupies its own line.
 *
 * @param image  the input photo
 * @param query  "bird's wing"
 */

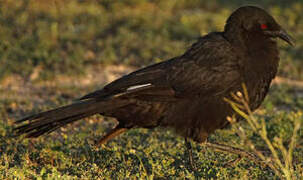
xmin=79 ymin=59 xmax=177 ymax=101
xmin=80 ymin=33 xmax=241 ymax=101
xmin=168 ymin=33 xmax=242 ymax=98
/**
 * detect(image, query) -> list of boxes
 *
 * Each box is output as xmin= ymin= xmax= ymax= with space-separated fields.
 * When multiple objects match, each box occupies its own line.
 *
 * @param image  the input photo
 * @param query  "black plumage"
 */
xmin=14 ymin=6 xmax=294 ymax=149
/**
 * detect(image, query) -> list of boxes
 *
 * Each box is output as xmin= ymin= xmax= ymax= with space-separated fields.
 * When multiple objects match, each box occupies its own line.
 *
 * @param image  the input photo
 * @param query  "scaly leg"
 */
xmin=185 ymin=137 xmax=197 ymax=170
xmin=95 ymin=126 xmax=128 ymax=146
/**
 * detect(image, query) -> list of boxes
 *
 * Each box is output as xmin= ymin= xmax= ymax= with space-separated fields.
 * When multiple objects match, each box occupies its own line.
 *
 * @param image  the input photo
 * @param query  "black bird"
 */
xmin=14 ymin=6 xmax=294 ymax=168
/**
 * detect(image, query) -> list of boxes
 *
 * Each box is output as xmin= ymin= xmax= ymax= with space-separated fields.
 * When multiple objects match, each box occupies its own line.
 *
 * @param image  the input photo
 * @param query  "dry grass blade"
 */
xmin=224 ymin=84 xmax=302 ymax=180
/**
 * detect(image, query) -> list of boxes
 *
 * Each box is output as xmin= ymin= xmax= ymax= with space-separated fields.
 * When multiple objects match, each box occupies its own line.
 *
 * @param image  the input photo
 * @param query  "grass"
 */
xmin=0 ymin=0 xmax=303 ymax=179
xmin=1 ymin=81 xmax=302 ymax=179
xmin=224 ymin=85 xmax=302 ymax=179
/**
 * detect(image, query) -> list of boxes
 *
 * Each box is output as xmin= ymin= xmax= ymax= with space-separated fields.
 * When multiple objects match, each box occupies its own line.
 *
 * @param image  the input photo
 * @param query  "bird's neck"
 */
xmin=245 ymin=32 xmax=280 ymax=79
xmin=224 ymin=28 xmax=280 ymax=79
xmin=224 ymin=26 xmax=246 ymax=50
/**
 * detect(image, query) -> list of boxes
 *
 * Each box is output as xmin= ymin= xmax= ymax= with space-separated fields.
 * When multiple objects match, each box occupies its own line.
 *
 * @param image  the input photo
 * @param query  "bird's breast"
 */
xmin=245 ymin=75 xmax=273 ymax=111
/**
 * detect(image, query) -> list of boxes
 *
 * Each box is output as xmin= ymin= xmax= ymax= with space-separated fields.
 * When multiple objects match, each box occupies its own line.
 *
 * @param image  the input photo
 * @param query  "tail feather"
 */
xmin=16 ymin=99 xmax=99 ymax=124
xmin=14 ymin=98 xmax=131 ymax=138
xmin=23 ymin=112 xmax=91 ymax=138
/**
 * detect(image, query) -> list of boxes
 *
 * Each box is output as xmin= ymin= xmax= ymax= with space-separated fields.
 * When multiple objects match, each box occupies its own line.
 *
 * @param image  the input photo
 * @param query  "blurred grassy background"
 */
xmin=0 ymin=0 xmax=303 ymax=179
xmin=0 ymin=0 xmax=302 ymax=80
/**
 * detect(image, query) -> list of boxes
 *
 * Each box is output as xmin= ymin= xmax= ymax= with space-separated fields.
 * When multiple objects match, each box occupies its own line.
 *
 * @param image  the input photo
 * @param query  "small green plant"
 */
xmin=224 ymin=84 xmax=302 ymax=179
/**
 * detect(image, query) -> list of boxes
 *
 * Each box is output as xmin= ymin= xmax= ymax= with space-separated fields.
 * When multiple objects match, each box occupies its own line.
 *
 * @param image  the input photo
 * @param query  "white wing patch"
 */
xmin=126 ymin=83 xmax=152 ymax=91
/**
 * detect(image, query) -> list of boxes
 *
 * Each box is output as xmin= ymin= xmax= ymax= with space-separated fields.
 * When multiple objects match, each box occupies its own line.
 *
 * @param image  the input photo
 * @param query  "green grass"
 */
xmin=1 ymin=83 xmax=302 ymax=179
xmin=1 ymin=0 xmax=303 ymax=179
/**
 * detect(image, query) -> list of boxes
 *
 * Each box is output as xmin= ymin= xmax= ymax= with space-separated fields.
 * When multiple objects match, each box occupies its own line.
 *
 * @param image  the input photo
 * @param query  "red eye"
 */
xmin=261 ymin=24 xmax=268 ymax=30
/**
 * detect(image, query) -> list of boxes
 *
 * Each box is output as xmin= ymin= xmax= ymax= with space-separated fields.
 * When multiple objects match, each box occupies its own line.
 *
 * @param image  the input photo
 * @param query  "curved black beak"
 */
xmin=264 ymin=29 xmax=295 ymax=46
xmin=277 ymin=29 xmax=295 ymax=46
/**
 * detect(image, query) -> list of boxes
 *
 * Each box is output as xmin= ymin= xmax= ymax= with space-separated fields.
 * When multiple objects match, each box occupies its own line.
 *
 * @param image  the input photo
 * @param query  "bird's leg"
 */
xmin=185 ymin=137 xmax=197 ymax=170
xmin=95 ymin=126 xmax=128 ymax=146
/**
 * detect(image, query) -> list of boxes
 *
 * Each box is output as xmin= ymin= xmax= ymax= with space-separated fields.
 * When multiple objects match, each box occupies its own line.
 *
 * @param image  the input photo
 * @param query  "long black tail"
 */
xmin=14 ymin=98 xmax=129 ymax=138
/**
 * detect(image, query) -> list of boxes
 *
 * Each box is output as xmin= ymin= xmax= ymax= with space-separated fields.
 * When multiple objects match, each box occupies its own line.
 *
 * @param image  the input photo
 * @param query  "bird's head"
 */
xmin=224 ymin=6 xmax=295 ymax=47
